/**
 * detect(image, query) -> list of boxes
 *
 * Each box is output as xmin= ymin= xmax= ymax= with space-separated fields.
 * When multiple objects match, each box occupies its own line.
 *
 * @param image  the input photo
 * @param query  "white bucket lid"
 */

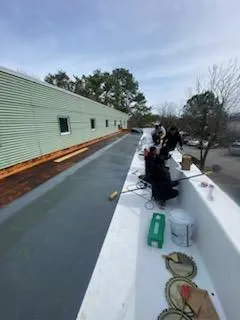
xmin=169 ymin=208 xmax=194 ymax=225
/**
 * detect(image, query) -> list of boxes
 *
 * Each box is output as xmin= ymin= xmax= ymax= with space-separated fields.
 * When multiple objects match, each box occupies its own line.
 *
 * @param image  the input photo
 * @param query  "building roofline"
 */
xmin=0 ymin=66 xmax=128 ymax=117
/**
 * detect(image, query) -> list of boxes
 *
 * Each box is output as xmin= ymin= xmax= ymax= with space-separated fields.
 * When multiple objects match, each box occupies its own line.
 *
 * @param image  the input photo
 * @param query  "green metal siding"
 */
xmin=0 ymin=69 xmax=128 ymax=170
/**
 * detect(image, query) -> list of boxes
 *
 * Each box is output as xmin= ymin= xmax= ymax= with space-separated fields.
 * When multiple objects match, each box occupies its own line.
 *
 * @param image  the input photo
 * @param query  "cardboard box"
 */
xmin=182 ymin=155 xmax=192 ymax=171
xmin=187 ymin=287 xmax=219 ymax=320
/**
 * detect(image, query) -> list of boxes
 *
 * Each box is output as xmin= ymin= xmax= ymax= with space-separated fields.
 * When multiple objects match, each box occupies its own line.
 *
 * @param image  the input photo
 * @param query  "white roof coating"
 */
xmin=76 ymin=132 xmax=229 ymax=319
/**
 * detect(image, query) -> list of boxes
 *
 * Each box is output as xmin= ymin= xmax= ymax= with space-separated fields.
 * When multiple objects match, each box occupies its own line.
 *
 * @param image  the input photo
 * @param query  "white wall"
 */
xmin=170 ymin=152 xmax=240 ymax=320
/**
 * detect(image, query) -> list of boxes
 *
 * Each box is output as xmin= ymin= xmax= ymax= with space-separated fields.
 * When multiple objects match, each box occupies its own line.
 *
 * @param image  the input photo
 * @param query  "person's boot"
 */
xmin=159 ymin=200 xmax=166 ymax=209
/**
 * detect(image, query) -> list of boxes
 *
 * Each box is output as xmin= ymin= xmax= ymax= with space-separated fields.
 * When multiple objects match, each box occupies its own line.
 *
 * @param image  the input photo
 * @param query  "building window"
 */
xmin=90 ymin=118 xmax=96 ymax=130
xmin=58 ymin=117 xmax=71 ymax=135
xmin=118 ymin=120 xmax=122 ymax=130
xmin=114 ymin=120 xmax=116 ymax=126
xmin=105 ymin=119 xmax=109 ymax=127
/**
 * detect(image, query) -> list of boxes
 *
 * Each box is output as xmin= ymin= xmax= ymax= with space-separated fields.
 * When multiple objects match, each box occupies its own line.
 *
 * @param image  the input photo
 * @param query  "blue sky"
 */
xmin=1 ymin=0 xmax=240 ymax=108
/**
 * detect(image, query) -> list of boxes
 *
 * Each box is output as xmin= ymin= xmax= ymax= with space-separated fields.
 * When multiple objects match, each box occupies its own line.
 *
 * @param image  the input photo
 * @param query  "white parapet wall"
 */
xmin=169 ymin=151 xmax=240 ymax=320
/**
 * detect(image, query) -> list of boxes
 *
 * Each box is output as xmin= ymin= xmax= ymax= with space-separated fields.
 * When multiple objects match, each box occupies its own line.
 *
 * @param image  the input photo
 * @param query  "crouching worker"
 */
xmin=151 ymin=155 xmax=179 ymax=206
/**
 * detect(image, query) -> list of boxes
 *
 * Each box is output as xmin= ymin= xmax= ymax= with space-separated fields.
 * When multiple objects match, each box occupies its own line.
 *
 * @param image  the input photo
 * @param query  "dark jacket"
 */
xmin=151 ymin=158 xmax=178 ymax=200
xmin=145 ymin=154 xmax=156 ymax=180
xmin=162 ymin=131 xmax=182 ymax=149
xmin=152 ymin=165 xmax=171 ymax=189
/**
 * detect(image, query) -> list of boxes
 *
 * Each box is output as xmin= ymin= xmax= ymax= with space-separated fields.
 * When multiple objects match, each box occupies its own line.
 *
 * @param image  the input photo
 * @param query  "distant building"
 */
xmin=0 ymin=67 xmax=128 ymax=170
xmin=228 ymin=113 xmax=240 ymax=135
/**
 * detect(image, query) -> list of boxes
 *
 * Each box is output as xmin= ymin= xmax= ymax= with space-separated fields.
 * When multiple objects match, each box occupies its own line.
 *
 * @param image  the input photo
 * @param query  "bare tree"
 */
xmin=157 ymin=102 xmax=177 ymax=117
xmin=208 ymin=59 xmax=240 ymax=112
xmin=184 ymin=59 xmax=240 ymax=169
xmin=155 ymin=102 xmax=181 ymax=129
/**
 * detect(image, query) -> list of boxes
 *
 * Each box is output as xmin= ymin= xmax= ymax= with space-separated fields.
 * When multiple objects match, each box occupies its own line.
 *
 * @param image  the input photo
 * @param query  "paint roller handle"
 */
xmin=176 ymin=170 xmax=212 ymax=182
xmin=110 ymin=171 xmax=212 ymax=200
xmin=138 ymin=171 xmax=211 ymax=188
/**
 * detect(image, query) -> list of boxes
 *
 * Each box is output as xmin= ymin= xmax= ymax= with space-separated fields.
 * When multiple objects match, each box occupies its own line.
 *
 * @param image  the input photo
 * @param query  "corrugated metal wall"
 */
xmin=0 ymin=69 xmax=128 ymax=170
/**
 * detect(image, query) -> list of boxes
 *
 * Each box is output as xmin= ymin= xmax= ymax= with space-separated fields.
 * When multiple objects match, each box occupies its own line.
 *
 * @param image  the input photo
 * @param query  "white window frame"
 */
xmin=90 ymin=118 xmax=96 ymax=131
xmin=58 ymin=116 xmax=71 ymax=135
xmin=105 ymin=119 xmax=109 ymax=127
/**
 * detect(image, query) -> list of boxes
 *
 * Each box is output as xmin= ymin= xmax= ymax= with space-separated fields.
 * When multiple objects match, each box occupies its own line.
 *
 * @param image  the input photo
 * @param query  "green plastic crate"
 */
xmin=147 ymin=213 xmax=166 ymax=248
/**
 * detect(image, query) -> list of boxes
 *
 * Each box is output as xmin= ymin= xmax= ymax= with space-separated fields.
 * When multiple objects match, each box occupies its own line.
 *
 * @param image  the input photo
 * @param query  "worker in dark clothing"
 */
xmin=161 ymin=126 xmax=183 ymax=160
xmin=151 ymin=155 xmax=179 ymax=206
xmin=144 ymin=146 xmax=157 ymax=183
xmin=162 ymin=125 xmax=183 ymax=150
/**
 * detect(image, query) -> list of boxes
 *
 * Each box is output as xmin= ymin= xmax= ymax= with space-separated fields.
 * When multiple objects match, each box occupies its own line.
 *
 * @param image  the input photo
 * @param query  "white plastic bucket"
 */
xmin=169 ymin=209 xmax=195 ymax=247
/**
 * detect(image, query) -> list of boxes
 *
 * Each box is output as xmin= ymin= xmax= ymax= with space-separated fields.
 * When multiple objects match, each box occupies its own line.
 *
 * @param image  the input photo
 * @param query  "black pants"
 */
xmin=152 ymin=181 xmax=179 ymax=201
xmin=152 ymin=134 xmax=161 ymax=145
xmin=163 ymin=188 xmax=179 ymax=201
xmin=160 ymin=145 xmax=175 ymax=160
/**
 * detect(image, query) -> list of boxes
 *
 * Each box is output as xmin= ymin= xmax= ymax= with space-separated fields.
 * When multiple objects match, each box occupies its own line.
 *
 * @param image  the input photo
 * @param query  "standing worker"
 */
xmin=151 ymin=122 xmax=166 ymax=146
xmin=161 ymin=126 xmax=183 ymax=159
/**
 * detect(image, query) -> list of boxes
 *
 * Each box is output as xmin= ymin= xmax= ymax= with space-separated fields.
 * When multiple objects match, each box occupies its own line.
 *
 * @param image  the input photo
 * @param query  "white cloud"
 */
xmin=1 ymin=0 xmax=240 ymax=107
xmin=95 ymin=0 xmax=240 ymax=106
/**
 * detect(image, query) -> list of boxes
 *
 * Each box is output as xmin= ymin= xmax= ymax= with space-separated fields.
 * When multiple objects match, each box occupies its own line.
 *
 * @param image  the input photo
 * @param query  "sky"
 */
xmin=1 ymin=0 xmax=240 ymax=108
